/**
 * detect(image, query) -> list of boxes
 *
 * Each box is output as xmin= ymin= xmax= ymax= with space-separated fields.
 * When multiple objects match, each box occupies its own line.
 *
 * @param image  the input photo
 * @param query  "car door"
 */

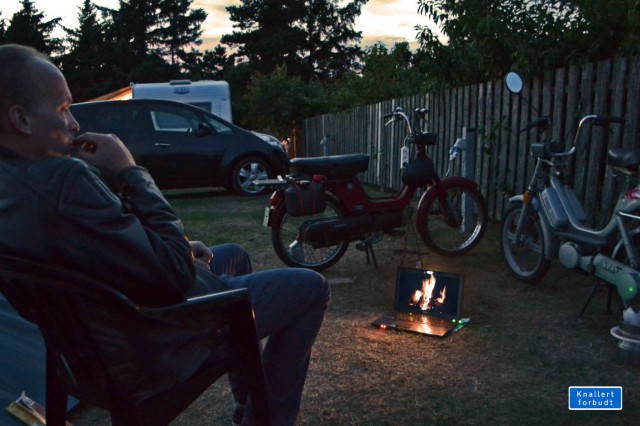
xmin=135 ymin=102 xmax=236 ymax=189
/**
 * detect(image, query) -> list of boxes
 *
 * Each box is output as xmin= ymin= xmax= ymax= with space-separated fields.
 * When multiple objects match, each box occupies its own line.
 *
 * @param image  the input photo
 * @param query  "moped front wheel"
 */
xmin=501 ymin=202 xmax=551 ymax=283
xmin=417 ymin=180 xmax=487 ymax=256
xmin=271 ymin=196 xmax=349 ymax=271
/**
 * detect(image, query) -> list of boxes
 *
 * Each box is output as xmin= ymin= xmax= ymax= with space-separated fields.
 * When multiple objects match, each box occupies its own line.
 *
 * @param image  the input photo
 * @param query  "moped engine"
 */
xmin=301 ymin=213 xmax=404 ymax=249
xmin=559 ymin=242 xmax=639 ymax=301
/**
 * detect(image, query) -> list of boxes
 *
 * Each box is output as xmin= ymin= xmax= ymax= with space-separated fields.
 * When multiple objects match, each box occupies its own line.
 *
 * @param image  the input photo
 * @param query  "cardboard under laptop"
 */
xmin=372 ymin=267 xmax=468 ymax=337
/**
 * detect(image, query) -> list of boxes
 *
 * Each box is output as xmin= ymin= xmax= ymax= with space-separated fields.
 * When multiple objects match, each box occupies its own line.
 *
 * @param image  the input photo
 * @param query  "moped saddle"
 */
xmin=290 ymin=154 xmax=370 ymax=180
xmin=608 ymin=148 xmax=640 ymax=174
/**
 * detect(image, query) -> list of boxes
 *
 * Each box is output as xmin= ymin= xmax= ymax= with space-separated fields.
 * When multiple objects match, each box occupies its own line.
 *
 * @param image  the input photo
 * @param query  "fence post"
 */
xmin=320 ymin=135 xmax=330 ymax=156
xmin=462 ymin=127 xmax=476 ymax=180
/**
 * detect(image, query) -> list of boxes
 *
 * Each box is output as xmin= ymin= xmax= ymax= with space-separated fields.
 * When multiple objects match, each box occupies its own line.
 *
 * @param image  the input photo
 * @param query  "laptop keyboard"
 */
xmin=395 ymin=312 xmax=452 ymax=327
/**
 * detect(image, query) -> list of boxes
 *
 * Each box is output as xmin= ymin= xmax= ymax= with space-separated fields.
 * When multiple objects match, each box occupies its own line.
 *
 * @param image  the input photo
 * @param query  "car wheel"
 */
xmin=231 ymin=157 xmax=271 ymax=195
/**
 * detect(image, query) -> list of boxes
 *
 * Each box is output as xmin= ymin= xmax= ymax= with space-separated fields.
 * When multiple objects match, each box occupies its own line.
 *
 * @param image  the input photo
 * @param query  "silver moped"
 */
xmin=500 ymin=73 xmax=639 ymax=313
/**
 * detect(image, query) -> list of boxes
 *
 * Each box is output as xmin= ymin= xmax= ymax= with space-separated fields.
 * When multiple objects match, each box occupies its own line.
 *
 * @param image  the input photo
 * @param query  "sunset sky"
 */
xmin=2 ymin=0 xmax=430 ymax=50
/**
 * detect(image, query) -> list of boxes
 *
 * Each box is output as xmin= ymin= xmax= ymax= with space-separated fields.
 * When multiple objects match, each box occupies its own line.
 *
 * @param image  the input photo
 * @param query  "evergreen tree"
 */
xmin=110 ymin=0 xmax=171 ymax=81
xmin=301 ymin=0 xmax=367 ymax=82
xmin=150 ymin=0 xmax=207 ymax=66
xmin=0 ymin=12 xmax=7 ymax=42
xmin=4 ymin=0 xmax=62 ymax=56
xmin=222 ymin=0 xmax=367 ymax=83
xmin=62 ymin=0 xmax=118 ymax=101
xmin=116 ymin=0 xmax=206 ymax=71
xmin=185 ymin=45 xmax=232 ymax=80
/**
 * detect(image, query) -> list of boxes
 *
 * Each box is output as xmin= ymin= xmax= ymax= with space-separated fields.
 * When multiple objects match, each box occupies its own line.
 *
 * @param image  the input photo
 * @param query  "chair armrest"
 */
xmin=139 ymin=288 xmax=251 ymax=317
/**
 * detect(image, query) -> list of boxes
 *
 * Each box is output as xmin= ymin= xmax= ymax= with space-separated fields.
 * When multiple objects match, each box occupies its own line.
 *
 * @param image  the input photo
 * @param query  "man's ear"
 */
xmin=7 ymin=105 xmax=32 ymax=135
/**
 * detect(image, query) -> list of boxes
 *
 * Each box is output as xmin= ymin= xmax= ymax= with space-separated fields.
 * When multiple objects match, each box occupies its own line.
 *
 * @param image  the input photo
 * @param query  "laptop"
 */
xmin=372 ymin=267 xmax=468 ymax=337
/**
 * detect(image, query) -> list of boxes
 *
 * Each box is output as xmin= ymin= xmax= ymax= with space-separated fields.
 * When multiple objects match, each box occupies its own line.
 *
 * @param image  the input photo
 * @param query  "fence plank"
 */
xmin=602 ymin=58 xmax=629 ymax=220
xmin=574 ymin=62 xmax=595 ymax=211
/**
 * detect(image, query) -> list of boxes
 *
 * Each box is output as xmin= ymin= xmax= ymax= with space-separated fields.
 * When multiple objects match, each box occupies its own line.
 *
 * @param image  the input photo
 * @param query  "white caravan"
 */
xmin=131 ymin=80 xmax=233 ymax=122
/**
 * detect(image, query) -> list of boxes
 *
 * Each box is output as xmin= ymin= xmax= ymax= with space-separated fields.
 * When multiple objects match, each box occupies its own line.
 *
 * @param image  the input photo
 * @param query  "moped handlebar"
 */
xmin=568 ymin=115 xmax=625 ymax=153
xmin=520 ymin=116 xmax=550 ymax=133
xmin=578 ymin=114 xmax=626 ymax=127
xmin=383 ymin=107 xmax=430 ymax=135
xmin=528 ymin=114 xmax=626 ymax=160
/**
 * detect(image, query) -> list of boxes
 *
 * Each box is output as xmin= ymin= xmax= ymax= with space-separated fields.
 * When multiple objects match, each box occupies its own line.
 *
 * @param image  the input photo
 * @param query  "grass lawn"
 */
xmin=71 ymin=188 xmax=639 ymax=425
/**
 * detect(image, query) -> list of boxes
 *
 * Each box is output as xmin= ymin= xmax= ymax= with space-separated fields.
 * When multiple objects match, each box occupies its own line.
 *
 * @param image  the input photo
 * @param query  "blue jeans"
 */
xmin=190 ymin=243 xmax=330 ymax=426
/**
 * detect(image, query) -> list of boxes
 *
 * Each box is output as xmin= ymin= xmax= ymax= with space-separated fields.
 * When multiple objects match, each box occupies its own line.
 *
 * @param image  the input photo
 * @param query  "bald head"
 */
xmin=0 ymin=44 xmax=54 ymax=125
xmin=0 ymin=44 xmax=79 ymax=158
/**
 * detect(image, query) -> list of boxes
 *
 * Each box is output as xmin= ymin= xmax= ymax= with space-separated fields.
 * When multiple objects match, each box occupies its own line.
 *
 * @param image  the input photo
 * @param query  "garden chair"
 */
xmin=0 ymin=254 xmax=268 ymax=426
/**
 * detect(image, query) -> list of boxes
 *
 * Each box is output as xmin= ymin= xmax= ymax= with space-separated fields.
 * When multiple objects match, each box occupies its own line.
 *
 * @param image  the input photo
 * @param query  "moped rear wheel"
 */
xmin=501 ymin=202 xmax=551 ymax=283
xmin=271 ymin=196 xmax=349 ymax=271
xmin=417 ymin=181 xmax=487 ymax=256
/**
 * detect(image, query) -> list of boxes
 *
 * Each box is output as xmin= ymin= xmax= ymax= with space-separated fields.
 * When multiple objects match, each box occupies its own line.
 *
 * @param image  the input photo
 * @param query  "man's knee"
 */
xmin=209 ymin=243 xmax=251 ymax=276
xmin=301 ymin=269 xmax=331 ymax=307
xmin=210 ymin=242 xmax=247 ymax=258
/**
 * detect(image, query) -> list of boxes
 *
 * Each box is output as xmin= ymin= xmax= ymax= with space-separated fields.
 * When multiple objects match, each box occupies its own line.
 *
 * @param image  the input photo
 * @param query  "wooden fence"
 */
xmin=297 ymin=56 xmax=640 ymax=224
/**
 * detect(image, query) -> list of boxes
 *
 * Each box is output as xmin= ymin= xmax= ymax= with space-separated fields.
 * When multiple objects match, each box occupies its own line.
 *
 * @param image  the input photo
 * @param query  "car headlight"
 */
xmin=252 ymin=131 xmax=285 ymax=152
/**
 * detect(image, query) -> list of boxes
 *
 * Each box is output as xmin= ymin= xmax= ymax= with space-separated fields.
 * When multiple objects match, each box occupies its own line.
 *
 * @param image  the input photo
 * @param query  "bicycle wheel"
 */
xmin=271 ymin=195 xmax=349 ymax=271
xmin=501 ymin=202 xmax=551 ymax=283
xmin=417 ymin=180 xmax=487 ymax=256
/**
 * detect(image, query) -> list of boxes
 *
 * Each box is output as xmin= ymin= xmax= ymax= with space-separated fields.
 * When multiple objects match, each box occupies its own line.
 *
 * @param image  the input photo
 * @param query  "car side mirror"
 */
xmin=196 ymin=122 xmax=213 ymax=137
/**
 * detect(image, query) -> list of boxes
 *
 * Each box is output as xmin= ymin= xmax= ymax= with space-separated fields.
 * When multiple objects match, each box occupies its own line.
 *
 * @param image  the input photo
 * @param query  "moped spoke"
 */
xmin=505 ymin=229 xmax=543 ymax=254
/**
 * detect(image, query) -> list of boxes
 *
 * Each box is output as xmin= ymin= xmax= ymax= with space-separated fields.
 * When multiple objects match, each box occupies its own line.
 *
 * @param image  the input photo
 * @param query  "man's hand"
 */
xmin=189 ymin=241 xmax=213 ymax=270
xmin=72 ymin=132 xmax=136 ymax=179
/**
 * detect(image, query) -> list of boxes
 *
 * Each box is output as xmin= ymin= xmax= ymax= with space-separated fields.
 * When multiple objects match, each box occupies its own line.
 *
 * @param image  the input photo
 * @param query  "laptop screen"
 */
xmin=394 ymin=267 xmax=464 ymax=318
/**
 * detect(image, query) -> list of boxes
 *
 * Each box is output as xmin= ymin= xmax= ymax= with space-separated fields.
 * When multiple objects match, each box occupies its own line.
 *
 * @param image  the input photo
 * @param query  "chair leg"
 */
xmin=45 ymin=352 xmax=69 ymax=426
xmin=230 ymin=303 xmax=269 ymax=425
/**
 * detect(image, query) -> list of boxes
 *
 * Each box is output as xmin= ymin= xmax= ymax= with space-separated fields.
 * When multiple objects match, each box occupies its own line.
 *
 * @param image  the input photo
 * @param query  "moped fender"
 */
xmin=416 ymin=177 xmax=480 ymax=238
xmin=265 ymin=190 xmax=285 ymax=228
xmin=507 ymin=194 xmax=559 ymax=260
xmin=592 ymin=254 xmax=639 ymax=301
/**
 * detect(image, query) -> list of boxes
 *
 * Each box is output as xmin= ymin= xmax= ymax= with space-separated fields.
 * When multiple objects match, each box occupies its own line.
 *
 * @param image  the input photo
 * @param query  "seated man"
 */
xmin=0 ymin=44 xmax=330 ymax=426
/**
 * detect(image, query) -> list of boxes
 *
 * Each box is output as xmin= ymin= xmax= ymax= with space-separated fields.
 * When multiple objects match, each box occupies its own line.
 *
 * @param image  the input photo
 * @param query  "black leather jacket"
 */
xmin=0 ymin=146 xmax=196 ymax=307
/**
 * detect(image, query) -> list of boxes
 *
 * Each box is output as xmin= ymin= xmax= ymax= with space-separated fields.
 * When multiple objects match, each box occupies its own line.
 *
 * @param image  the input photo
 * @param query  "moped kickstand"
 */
xmin=356 ymin=233 xmax=383 ymax=268
xmin=578 ymin=280 xmax=615 ymax=318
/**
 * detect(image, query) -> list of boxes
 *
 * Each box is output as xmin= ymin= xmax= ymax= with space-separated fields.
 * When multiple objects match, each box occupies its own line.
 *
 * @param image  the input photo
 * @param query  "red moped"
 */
xmin=259 ymin=107 xmax=488 ymax=270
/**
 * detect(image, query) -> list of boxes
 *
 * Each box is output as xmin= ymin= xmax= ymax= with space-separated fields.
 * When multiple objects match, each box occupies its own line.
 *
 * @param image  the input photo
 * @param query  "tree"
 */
xmin=3 ymin=0 xmax=62 ymax=56
xmin=328 ymin=42 xmax=428 ymax=111
xmin=415 ymin=0 xmax=640 ymax=86
xmin=222 ymin=0 xmax=367 ymax=83
xmin=147 ymin=0 xmax=207 ymax=66
xmin=299 ymin=0 xmax=367 ymax=82
xmin=62 ymin=0 xmax=118 ymax=101
xmin=184 ymin=45 xmax=232 ymax=80
xmin=115 ymin=0 xmax=206 ymax=65
xmin=0 ymin=12 xmax=7 ymax=42
xmin=243 ymin=65 xmax=327 ymax=136
xmin=417 ymin=0 xmax=551 ymax=84
xmin=567 ymin=0 xmax=640 ymax=59
xmin=111 ymin=0 xmax=206 ymax=80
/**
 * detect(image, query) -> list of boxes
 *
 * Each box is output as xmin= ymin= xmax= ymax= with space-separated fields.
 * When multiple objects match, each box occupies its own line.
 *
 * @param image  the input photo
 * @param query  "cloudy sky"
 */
xmin=2 ymin=0 xmax=430 ymax=50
